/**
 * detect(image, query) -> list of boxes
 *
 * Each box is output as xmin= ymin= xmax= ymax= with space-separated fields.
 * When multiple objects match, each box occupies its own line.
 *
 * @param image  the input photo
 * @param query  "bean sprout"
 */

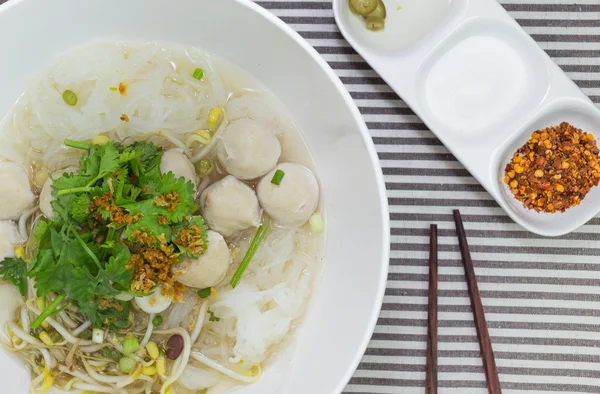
xmin=80 ymin=343 xmax=111 ymax=353
xmin=8 ymin=322 xmax=46 ymax=348
xmin=185 ymin=133 xmax=210 ymax=147
xmin=155 ymin=327 xmax=191 ymax=394
xmin=29 ymin=371 xmax=44 ymax=394
xmin=18 ymin=206 xmax=38 ymax=241
xmin=139 ymin=313 xmax=155 ymax=348
xmin=49 ymin=347 xmax=65 ymax=363
xmin=82 ymin=358 xmax=131 ymax=384
xmin=73 ymin=382 xmax=127 ymax=393
xmin=190 ymin=116 xmax=228 ymax=163
xmin=58 ymin=310 xmax=79 ymax=329
xmin=191 ymin=351 xmax=262 ymax=383
xmin=65 ymin=342 xmax=78 ymax=366
xmin=72 ymin=321 xmax=91 ymax=336
xmin=159 ymin=130 xmax=187 ymax=149
xmin=87 ymin=360 xmax=111 ymax=368
xmin=115 ymin=371 xmax=155 ymax=389
xmin=196 ymin=175 xmax=211 ymax=196
xmin=12 ymin=337 xmax=29 ymax=351
xmin=25 ymin=301 xmax=92 ymax=346
xmin=20 ymin=307 xmax=30 ymax=333
xmin=190 ymin=301 xmax=208 ymax=345
xmin=58 ymin=364 xmax=99 ymax=384
xmin=39 ymin=348 xmax=55 ymax=369
xmin=63 ymin=377 xmax=80 ymax=390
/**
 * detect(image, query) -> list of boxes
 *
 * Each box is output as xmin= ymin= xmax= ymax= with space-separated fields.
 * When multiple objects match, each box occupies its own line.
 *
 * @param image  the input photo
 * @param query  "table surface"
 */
xmin=2 ymin=0 xmax=600 ymax=393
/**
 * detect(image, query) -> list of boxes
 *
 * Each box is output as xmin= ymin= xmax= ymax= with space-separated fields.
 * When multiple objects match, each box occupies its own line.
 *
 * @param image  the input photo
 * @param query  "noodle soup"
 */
xmin=0 ymin=41 xmax=325 ymax=394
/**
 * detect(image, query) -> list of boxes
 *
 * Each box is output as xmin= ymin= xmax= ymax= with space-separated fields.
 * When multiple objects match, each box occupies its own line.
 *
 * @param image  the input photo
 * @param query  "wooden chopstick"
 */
xmin=453 ymin=210 xmax=503 ymax=394
xmin=425 ymin=224 xmax=438 ymax=394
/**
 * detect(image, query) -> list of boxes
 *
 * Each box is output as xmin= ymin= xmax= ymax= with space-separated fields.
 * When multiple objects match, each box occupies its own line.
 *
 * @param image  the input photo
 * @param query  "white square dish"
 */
xmin=334 ymin=0 xmax=600 ymax=236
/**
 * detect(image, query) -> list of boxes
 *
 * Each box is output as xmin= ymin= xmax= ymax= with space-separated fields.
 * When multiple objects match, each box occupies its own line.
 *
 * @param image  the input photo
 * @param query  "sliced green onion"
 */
xmin=192 ymin=67 xmax=204 ymax=80
xmin=62 ymin=90 xmax=78 ymax=106
xmin=197 ymin=287 xmax=211 ymax=299
xmin=152 ymin=315 xmax=163 ymax=327
xmin=122 ymin=336 xmax=140 ymax=354
xmin=271 ymin=169 xmax=285 ymax=185
xmin=31 ymin=294 xmax=66 ymax=329
xmin=64 ymin=139 xmax=92 ymax=150
xmin=119 ymin=357 xmax=136 ymax=373
xmin=230 ymin=224 xmax=268 ymax=288
xmin=92 ymin=328 xmax=105 ymax=344
xmin=309 ymin=213 xmax=324 ymax=233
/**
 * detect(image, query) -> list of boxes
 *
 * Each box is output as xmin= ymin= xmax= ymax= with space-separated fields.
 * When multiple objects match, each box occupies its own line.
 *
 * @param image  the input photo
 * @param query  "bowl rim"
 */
xmin=235 ymin=3 xmax=390 ymax=391
xmin=0 ymin=0 xmax=391 ymax=392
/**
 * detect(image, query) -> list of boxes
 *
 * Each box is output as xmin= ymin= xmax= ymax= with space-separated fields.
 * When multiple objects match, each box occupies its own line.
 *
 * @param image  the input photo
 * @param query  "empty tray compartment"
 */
xmin=416 ymin=17 xmax=551 ymax=142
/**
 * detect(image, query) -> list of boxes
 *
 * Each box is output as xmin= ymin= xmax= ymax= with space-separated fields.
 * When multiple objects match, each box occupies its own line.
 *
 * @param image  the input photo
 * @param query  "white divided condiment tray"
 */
xmin=333 ymin=0 xmax=600 ymax=237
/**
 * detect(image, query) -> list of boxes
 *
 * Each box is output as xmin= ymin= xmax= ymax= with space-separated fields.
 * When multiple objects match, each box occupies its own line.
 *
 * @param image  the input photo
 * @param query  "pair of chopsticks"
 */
xmin=425 ymin=210 xmax=502 ymax=394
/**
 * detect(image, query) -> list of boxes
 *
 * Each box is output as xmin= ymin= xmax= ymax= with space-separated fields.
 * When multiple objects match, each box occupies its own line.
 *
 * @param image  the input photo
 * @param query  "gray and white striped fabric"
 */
xmin=255 ymin=1 xmax=600 ymax=393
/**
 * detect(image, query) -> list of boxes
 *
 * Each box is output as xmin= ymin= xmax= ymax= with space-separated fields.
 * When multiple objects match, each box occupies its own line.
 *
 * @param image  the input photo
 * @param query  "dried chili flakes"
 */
xmin=504 ymin=122 xmax=600 ymax=213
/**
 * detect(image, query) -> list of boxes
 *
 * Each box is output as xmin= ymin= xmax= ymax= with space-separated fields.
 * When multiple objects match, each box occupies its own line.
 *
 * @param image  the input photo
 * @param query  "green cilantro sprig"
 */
xmin=0 ymin=139 xmax=208 ymax=330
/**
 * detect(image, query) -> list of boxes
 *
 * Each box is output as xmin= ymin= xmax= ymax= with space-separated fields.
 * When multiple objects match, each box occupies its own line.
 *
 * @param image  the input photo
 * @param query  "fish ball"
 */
xmin=200 ymin=176 xmax=261 ymax=237
xmin=217 ymin=118 xmax=281 ymax=180
xmin=257 ymin=163 xmax=319 ymax=227
xmin=172 ymin=230 xmax=231 ymax=289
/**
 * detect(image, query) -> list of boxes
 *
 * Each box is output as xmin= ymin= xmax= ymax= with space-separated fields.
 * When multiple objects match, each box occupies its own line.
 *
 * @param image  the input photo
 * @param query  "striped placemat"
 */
xmin=1 ymin=0 xmax=599 ymax=393
xmin=254 ymin=1 xmax=600 ymax=393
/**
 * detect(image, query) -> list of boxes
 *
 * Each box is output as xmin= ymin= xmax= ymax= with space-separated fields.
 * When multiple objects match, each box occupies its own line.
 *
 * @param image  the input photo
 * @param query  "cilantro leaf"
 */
xmin=78 ymin=300 xmax=131 ymax=330
xmin=94 ymin=144 xmax=121 ymax=181
xmin=129 ymin=142 xmax=162 ymax=177
xmin=207 ymin=309 xmax=221 ymax=322
xmin=28 ymin=249 xmax=55 ymax=278
xmin=153 ymin=172 xmax=198 ymax=222
xmin=77 ymin=301 xmax=100 ymax=326
xmin=100 ymin=243 xmax=133 ymax=290
xmin=27 ymin=140 xmax=207 ymax=330
xmin=32 ymin=252 xmax=71 ymax=297
xmin=95 ymin=281 xmax=120 ymax=299
xmin=30 ymin=229 xmax=102 ymax=298
xmin=50 ymin=228 xmax=101 ymax=274
xmin=172 ymin=216 xmax=209 ymax=257
xmin=80 ymin=142 xmax=121 ymax=180
xmin=105 ymin=302 xmax=131 ymax=329
xmin=70 ymin=194 xmax=92 ymax=222
xmin=118 ymin=146 xmax=143 ymax=164
xmin=0 ymin=258 xmax=28 ymax=296
xmin=120 ymin=199 xmax=171 ymax=243
xmin=28 ymin=219 xmax=52 ymax=252
xmin=123 ymin=214 xmax=171 ymax=244
xmin=32 ymin=220 xmax=51 ymax=242
xmin=112 ymin=168 xmax=137 ymax=205
xmin=52 ymin=172 xmax=94 ymax=193
xmin=67 ymin=267 xmax=97 ymax=303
